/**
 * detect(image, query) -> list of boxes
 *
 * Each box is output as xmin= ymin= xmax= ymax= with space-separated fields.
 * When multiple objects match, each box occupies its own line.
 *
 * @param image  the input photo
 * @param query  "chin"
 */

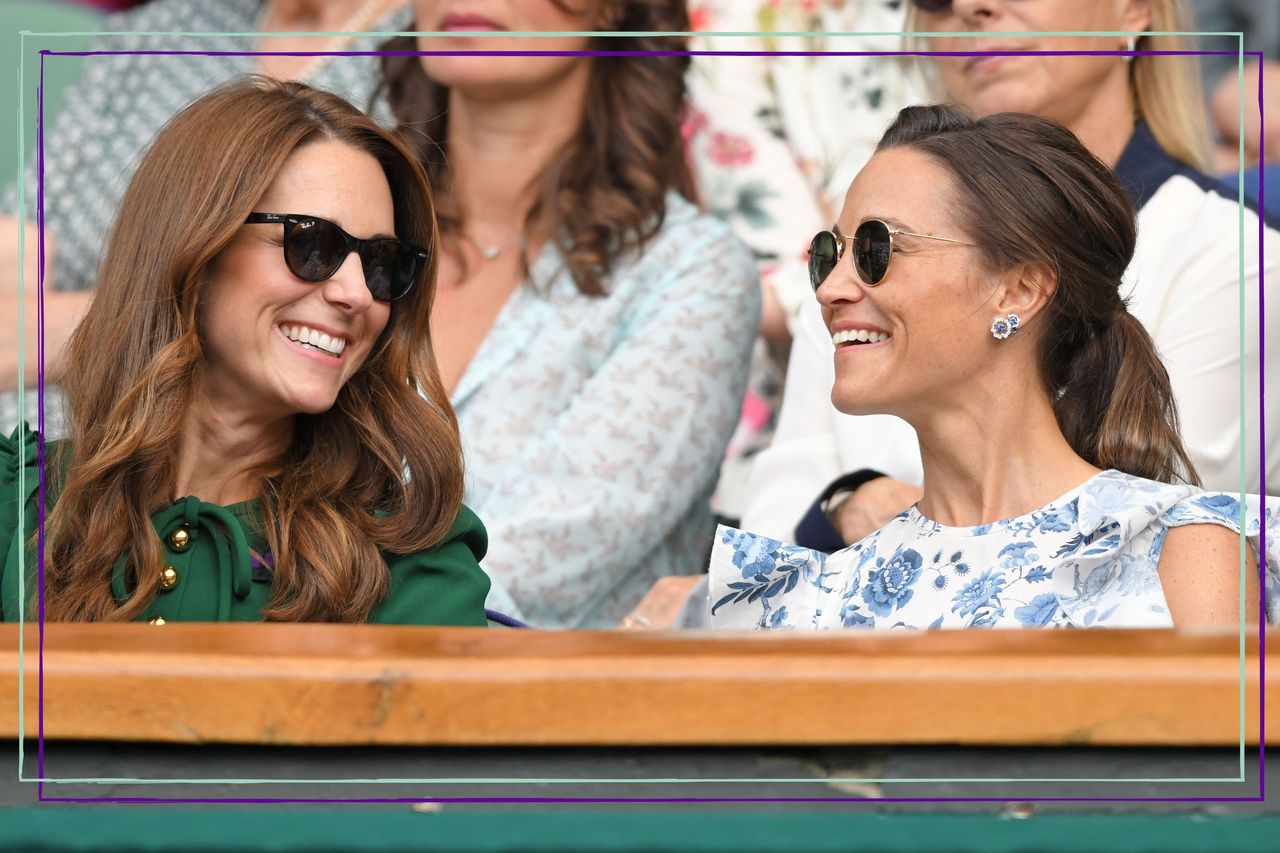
xmin=830 ymin=389 xmax=886 ymax=417
xmin=286 ymin=391 xmax=343 ymax=417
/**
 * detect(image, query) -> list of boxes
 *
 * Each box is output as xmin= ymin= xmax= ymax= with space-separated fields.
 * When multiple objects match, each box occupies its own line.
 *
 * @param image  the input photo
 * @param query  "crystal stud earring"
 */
xmin=990 ymin=313 xmax=1021 ymax=340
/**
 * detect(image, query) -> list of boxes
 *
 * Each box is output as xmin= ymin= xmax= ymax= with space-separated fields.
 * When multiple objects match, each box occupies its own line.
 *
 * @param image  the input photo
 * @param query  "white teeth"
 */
xmin=281 ymin=323 xmax=346 ymax=356
xmin=830 ymin=329 xmax=890 ymax=346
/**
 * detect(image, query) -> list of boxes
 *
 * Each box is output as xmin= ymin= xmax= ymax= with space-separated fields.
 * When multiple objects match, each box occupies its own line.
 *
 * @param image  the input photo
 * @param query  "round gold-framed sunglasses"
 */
xmin=808 ymin=219 xmax=977 ymax=289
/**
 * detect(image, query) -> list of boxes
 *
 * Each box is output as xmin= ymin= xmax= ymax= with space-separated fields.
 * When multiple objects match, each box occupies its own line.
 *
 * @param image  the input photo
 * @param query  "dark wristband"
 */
xmin=793 ymin=469 xmax=887 ymax=553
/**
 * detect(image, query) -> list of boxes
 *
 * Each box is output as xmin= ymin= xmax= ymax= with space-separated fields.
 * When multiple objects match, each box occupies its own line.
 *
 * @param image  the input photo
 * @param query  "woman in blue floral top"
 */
xmin=710 ymin=105 xmax=1278 ymax=631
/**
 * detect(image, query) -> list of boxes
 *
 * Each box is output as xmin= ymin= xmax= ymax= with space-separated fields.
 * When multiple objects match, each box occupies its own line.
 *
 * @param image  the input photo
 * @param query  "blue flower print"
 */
xmin=1194 ymin=493 xmax=1242 ymax=523
xmin=861 ymin=547 xmax=924 ymax=616
xmin=768 ymin=606 xmax=790 ymax=628
xmin=1033 ymin=501 xmax=1078 ymax=533
xmin=1116 ymin=554 xmax=1160 ymax=597
xmin=1015 ymin=593 xmax=1060 ymax=626
xmin=1063 ymin=559 xmax=1122 ymax=610
xmin=1088 ymin=476 xmax=1163 ymax=519
xmin=839 ymin=602 xmax=875 ymax=628
xmin=968 ymin=605 xmax=1005 ymax=628
xmin=951 ymin=570 xmax=1007 ymax=617
xmin=722 ymin=529 xmax=784 ymax=579
xmin=998 ymin=541 xmax=1039 ymax=570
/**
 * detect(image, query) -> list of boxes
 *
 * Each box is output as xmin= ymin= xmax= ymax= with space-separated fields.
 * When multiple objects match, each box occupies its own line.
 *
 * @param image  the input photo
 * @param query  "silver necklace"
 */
xmin=459 ymin=231 xmax=526 ymax=261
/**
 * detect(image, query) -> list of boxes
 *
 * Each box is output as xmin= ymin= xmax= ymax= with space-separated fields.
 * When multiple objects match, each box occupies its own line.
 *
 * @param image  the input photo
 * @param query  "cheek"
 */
xmin=368 ymin=306 xmax=392 ymax=342
xmin=524 ymin=0 xmax=594 ymax=29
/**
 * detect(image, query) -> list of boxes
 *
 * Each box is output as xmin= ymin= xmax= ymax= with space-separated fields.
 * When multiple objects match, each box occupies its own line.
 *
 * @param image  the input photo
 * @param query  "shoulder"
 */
xmin=1155 ymin=517 xmax=1256 ymax=628
xmin=1076 ymin=470 xmax=1198 ymax=535
xmin=392 ymin=504 xmax=488 ymax=567
xmin=373 ymin=505 xmax=490 ymax=626
xmin=643 ymin=193 xmax=757 ymax=277
xmin=603 ymin=193 xmax=758 ymax=316
xmin=1138 ymin=171 xmax=1280 ymax=256
xmin=1 ymin=425 xmax=68 ymax=503
xmin=440 ymin=503 xmax=488 ymax=559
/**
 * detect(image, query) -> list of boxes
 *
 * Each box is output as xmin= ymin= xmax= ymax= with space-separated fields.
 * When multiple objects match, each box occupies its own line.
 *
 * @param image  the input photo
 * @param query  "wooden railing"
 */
xmin=0 ymin=624 xmax=1270 ymax=747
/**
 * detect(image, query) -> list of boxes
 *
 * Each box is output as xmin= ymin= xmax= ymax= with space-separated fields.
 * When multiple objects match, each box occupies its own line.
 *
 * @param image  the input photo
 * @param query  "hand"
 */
xmin=829 ymin=476 xmax=923 ymax=546
xmin=0 ymin=217 xmax=88 ymax=392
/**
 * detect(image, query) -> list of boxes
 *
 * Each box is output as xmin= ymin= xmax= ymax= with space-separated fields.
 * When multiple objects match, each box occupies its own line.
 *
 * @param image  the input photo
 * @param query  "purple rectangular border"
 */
xmin=24 ymin=44 xmax=1264 ymax=804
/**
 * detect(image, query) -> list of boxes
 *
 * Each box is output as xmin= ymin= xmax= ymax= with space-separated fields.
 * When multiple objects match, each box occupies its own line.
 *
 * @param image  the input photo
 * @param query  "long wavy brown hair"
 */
xmin=375 ymin=0 xmax=694 ymax=295
xmin=43 ymin=78 xmax=464 ymax=622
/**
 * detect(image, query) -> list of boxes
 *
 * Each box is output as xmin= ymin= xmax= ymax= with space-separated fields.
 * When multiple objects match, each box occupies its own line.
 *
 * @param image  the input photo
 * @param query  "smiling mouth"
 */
xmin=280 ymin=323 xmax=347 ymax=358
xmin=439 ymin=13 xmax=506 ymax=31
xmin=832 ymin=328 xmax=891 ymax=348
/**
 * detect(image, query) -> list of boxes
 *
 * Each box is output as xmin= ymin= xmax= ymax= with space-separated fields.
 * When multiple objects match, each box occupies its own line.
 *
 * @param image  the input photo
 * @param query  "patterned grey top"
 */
xmin=1 ymin=0 xmax=411 ymax=433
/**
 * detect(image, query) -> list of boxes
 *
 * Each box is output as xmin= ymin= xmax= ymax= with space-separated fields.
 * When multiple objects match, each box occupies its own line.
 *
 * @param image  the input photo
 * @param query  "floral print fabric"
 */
xmin=709 ymin=470 xmax=1279 ymax=629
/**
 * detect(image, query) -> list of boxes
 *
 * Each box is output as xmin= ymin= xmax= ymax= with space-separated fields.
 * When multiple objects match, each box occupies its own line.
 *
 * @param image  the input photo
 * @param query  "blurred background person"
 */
xmin=1 ymin=0 xmax=412 ymax=435
xmin=375 ymin=0 xmax=758 ymax=627
xmin=1190 ymin=0 xmax=1280 ymax=218
xmin=741 ymin=0 xmax=1279 ymax=551
xmin=686 ymin=0 xmax=925 ymax=522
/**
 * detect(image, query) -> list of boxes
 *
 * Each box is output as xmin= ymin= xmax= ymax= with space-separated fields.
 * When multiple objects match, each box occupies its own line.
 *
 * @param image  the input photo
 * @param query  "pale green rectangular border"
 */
xmin=11 ymin=27 xmax=1256 ymax=791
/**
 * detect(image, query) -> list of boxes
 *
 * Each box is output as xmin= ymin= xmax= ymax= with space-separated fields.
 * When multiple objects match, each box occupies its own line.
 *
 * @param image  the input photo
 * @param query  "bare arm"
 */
xmin=1157 ymin=523 xmax=1260 ymax=629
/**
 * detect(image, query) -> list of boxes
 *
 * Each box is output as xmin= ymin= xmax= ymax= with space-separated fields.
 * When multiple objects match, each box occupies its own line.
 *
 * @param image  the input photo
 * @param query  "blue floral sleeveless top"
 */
xmin=709 ymin=471 xmax=1278 ymax=630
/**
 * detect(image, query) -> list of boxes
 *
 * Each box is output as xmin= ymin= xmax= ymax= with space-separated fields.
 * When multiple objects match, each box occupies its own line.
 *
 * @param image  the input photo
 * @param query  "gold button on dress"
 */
xmin=159 ymin=565 xmax=179 ymax=590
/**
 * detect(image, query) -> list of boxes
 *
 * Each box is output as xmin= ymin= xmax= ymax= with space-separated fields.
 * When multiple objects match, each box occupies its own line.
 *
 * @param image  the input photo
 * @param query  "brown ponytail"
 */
xmin=878 ymin=104 xmax=1200 ymax=485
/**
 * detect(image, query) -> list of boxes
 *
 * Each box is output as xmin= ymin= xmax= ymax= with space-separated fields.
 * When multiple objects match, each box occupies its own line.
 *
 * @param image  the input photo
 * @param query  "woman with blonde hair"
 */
xmin=0 ymin=79 xmax=489 ymax=624
xmin=743 ymin=0 xmax=1279 ymax=551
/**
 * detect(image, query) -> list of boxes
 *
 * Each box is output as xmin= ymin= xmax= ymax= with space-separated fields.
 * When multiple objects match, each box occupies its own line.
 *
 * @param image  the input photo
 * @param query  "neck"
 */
xmin=1063 ymin=70 xmax=1137 ymax=168
xmin=905 ymin=358 xmax=1101 ymax=527
xmin=174 ymin=386 xmax=293 ymax=506
xmin=444 ymin=69 xmax=590 ymax=241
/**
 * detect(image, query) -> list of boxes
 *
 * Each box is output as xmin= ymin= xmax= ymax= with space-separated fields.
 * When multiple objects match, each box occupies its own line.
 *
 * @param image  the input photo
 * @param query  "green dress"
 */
xmin=0 ymin=425 xmax=491 ymax=625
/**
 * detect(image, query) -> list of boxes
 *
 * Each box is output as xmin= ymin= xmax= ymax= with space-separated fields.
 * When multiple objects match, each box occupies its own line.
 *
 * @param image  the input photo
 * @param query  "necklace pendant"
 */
xmin=481 ymin=245 xmax=500 ymax=260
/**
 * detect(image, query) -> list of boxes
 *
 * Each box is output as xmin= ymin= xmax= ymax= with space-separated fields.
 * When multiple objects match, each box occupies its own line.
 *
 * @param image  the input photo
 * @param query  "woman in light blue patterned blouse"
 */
xmin=710 ymin=105 xmax=1277 ymax=631
xmin=377 ymin=1 xmax=759 ymax=628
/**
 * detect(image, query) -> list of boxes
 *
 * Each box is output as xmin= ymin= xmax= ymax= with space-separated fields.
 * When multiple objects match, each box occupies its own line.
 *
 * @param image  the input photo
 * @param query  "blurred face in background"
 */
xmin=915 ymin=0 xmax=1152 ymax=128
xmin=415 ymin=0 xmax=598 ymax=99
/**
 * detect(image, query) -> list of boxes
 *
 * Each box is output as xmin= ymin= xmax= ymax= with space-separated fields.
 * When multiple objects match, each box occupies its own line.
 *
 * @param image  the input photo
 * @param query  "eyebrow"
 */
xmin=834 ymin=216 xmax=916 ymax=236
xmin=862 ymin=216 xmax=914 ymax=231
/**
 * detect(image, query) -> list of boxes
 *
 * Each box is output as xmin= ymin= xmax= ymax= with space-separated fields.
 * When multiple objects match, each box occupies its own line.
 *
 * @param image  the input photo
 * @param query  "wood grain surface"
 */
xmin=0 ymin=624 xmax=1269 ymax=746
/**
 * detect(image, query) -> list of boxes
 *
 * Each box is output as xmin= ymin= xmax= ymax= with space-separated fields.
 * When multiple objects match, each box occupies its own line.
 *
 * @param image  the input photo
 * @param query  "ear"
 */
xmin=1115 ymin=0 xmax=1152 ymax=35
xmin=993 ymin=261 xmax=1056 ymax=330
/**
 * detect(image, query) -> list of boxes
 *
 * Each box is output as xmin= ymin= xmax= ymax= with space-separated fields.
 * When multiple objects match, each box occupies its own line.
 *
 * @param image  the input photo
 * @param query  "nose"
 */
xmin=320 ymin=250 xmax=376 ymax=314
xmin=814 ymin=255 xmax=867 ymax=312
xmin=949 ymin=0 xmax=1000 ymax=24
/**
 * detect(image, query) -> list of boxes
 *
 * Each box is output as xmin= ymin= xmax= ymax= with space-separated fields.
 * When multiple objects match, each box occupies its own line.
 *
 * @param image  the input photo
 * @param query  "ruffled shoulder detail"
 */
xmin=1052 ymin=471 xmax=1278 ymax=626
xmin=707 ymin=525 xmax=835 ymax=629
